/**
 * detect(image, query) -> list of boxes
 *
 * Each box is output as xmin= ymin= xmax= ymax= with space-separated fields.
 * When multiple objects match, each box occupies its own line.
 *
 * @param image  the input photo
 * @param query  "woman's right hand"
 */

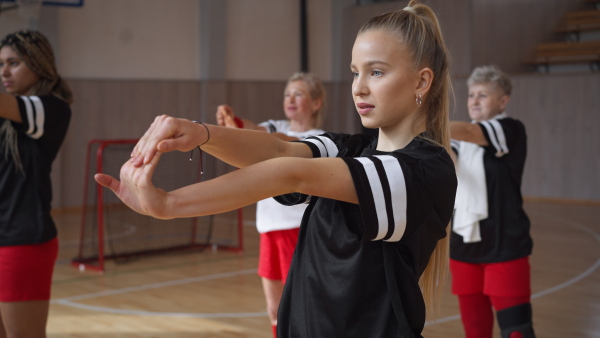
xmin=216 ymin=104 xmax=239 ymax=128
xmin=130 ymin=115 xmax=208 ymax=166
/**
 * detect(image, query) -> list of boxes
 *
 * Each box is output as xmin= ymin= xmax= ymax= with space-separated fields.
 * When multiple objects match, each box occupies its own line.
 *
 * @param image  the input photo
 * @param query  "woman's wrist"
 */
xmin=192 ymin=121 xmax=210 ymax=147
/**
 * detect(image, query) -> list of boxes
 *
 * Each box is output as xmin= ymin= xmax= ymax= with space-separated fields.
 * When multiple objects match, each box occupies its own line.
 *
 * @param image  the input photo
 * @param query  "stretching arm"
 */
xmin=95 ymin=153 xmax=357 ymax=220
xmin=0 ymin=93 xmax=21 ymax=122
xmin=450 ymin=121 xmax=488 ymax=146
xmin=216 ymin=104 xmax=298 ymax=142
xmin=131 ymin=115 xmax=312 ymax=169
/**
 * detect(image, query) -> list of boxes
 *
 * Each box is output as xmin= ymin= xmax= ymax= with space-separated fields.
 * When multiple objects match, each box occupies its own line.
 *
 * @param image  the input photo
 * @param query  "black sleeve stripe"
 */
xmin=304 ymin=136 xmax=339 ymax=158
xmin=21 ymin=96 xmax=45 ymax=139
xmin=480 ymin=120 xmax=509 ymax=157
xmin=450 ymin=139 xmax=460 ymax=155
xmin=355 ymin=155 xmax=407 ymax=242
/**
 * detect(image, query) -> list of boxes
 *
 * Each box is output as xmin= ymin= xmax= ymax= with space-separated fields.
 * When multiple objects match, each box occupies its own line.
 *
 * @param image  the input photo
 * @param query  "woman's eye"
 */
xmin=372 ymin=70 xmax=382 ymax=76
xmin=351 ymin=72 xmax=358 ymax=78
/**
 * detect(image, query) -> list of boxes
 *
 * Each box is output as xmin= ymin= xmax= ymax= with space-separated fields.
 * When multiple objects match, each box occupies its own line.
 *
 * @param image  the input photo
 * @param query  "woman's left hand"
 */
xmin=94 ymin=152 xmax=171 ymax=219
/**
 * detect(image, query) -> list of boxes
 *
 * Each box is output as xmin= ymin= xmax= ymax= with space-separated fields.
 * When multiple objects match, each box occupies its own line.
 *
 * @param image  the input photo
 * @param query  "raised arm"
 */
xmin=0 ymin=93 xmax=21 ymax=122
xmin=450 ymin=121 xmax=488 ymax=146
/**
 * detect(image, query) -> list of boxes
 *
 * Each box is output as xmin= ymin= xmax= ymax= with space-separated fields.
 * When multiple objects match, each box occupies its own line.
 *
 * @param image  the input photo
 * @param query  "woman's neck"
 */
xmin=376 ymin=121 xmax=425 ymax=152
xmin=289 ymin=118 xmax=314 ymax=132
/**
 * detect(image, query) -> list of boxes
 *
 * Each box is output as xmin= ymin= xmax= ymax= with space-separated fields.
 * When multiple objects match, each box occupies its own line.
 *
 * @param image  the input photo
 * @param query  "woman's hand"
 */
xmin=94 ymin=152 xmax=172 ymax=219
xmin=216 ymin=104 xmax=239 ymax=128
xmin=130 ymin=115 xmax=207 ymax=166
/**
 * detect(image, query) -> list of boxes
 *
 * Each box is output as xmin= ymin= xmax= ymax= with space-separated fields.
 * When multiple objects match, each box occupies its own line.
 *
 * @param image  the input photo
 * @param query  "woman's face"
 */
xmin=0 ymin=46 xmax=40 ymax=95
xmin=467 ymin=83 xmax=509 ymax=122
xmin=350 ymin=30 xmax=420 ymax=130
xmin=283 ymin=80 xmax=320 ymax=123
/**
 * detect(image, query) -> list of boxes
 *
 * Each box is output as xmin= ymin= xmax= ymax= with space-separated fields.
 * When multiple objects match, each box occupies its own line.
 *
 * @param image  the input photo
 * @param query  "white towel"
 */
xmin=453 ymin=141 xmax=488 ymax=243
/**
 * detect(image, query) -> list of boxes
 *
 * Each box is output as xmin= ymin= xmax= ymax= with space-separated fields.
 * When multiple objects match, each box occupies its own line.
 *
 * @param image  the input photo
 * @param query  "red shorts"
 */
xmin=0 ymin=237 xmax=59 ymax=302
xmin=450 ymin=257 xmax=531 ymax=298
xmin=258 ymin=228 xmax=300 ymax=284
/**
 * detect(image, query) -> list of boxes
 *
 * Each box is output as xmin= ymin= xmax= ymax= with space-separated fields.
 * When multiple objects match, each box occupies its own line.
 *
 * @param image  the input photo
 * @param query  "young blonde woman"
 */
xmin=0 ymin=30 xmax=73 ymax=338
xmin=216 ymin=72 xmax=326 ymax=338
xmin=96 ymin=1 xmax=456 ymax=336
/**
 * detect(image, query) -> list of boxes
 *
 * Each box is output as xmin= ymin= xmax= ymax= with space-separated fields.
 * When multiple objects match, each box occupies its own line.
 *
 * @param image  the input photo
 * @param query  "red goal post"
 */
xmin=71 ymin=139 xmax=243 ymax=272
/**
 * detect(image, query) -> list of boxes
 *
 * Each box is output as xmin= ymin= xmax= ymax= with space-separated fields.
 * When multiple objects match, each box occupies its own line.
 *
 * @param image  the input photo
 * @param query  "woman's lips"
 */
xmin=356 ymin=102 xmax=374 ymax=115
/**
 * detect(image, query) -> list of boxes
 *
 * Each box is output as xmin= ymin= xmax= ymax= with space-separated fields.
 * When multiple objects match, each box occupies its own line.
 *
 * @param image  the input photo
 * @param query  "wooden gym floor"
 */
xmin=47 ymin=199 xmax=600 ymax=337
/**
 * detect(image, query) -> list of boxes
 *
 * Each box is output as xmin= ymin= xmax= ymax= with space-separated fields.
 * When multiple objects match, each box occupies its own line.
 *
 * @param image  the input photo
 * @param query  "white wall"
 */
xmin=224 ymin=0 xmax=299 ymax=81
xmin=57 ymin=0 xmax=200 ymax=80
xmin=0 ymin=0 xmax=339 ymax=81
xmin=308 ymin=0 xmax=334 ymax=81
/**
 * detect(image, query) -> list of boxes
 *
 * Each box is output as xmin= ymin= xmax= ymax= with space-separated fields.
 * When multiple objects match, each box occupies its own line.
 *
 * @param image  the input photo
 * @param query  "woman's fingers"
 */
xmin=224 ymin=113 xmax=238 ymax=128
xmin=94 ymin=173 xmax=119 ymax=191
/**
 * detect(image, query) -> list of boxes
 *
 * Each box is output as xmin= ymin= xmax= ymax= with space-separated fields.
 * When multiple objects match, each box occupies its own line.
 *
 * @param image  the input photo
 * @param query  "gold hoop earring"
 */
xmin=416 ymin=94 xmax=423 ymax=108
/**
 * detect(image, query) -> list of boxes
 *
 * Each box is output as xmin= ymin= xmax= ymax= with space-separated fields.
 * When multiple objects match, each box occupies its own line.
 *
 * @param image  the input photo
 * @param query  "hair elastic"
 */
xmin=403 ymin=6 xmax=416 ymax=14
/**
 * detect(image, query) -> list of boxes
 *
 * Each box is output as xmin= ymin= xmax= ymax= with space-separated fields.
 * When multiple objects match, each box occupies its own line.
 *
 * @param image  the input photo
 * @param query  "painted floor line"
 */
xmin=55 ymin=211 xmax=600 ymax=324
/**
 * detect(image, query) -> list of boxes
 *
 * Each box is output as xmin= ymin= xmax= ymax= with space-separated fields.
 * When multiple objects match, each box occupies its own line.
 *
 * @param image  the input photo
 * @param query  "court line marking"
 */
xmin=54 ymin=211 xmax=600 ymax=322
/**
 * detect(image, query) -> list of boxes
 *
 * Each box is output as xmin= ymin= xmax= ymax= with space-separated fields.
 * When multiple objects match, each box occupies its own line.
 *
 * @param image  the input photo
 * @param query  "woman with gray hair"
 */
xmin=450 ymin=65 xmax=535 ymax=338
xmin=0 ymin=30 xmax=72 ymax=337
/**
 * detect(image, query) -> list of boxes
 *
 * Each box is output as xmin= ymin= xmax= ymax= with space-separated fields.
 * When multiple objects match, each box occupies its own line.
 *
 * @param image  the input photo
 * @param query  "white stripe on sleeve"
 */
xmin=374 ymin=155 xmax=407 ymax=242
xmin=480 ymin=121 xmax=504 ymax=157
xmin=356 ymin=157 xmax=389 ymax=240
xmin=305 ymin=136 xmax=339 ymax=158
xmin=487 ymin=119 xmax=509 ymax=156
xmin=21 ymin=96 xmax=35 ymax=135
xmin=30 ymin=96 xmax=45 ymax=139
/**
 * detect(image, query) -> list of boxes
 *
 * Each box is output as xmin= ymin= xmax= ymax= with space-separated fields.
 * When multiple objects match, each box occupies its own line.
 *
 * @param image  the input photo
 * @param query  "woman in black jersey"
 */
xmin=0 ymin=31 xmax=72 ymax=338
xmin=216 ymin=72 xmax=326 ymax=338
xmin=96 ymin=1 xmax=457 ymax=336
xmin=450 ymin=65 xmax=535 ymax=338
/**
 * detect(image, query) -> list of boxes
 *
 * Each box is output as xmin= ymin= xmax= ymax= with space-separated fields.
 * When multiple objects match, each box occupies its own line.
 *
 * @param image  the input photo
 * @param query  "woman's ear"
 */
xmin=312 ymin=98 xmax=323 ymax=113
xmin=499 ymin=94 xmax=510 ymax=111
xmin=416 ymin=67 xmax=434 ymax=97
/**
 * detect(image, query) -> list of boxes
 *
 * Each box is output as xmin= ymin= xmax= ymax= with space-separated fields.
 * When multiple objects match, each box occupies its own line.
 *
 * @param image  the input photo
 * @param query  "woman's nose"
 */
xmin=352 ymin=77 xmax=368 ymax=96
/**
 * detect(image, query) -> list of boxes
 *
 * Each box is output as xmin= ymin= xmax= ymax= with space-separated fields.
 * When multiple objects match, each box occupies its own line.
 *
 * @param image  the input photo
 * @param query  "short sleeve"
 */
xmin=273 ymin=133 xmax=367 ymax=206
xmin=258 ymin=119 xmax=288 ymax=133
xmin=13 ymin=95 xmax=71 ymax=161
xmin=450 ymin=139 xmax=460 ymax=155
xmin=342 ymin=154 xmax=409 ymax=242
xmin=15 ymin=95 xmax=71 ymax=141
xmin=478 ymin=118 xmax=522 ymax=158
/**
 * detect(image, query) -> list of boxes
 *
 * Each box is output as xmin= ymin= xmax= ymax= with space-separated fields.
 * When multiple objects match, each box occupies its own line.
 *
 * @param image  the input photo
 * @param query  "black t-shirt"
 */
xmin=450 ymin=116 xmax=532 ymax=263
xmin=276 ymin=133 xmax=457 ymax=338
xmin=0 ymin=95 xmax=71 ymax=246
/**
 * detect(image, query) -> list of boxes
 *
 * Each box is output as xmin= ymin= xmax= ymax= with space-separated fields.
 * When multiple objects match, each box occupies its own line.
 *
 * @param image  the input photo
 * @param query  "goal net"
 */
xmin=71 ymin=139 xmax=243 ymax=272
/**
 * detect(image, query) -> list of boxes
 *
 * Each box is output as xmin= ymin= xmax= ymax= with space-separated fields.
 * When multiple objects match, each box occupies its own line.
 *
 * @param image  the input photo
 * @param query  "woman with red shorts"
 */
xmin=0 ymin=30 xmax=72 ymax=337
xmin=216 ymin=72 xmax=325 ymax=338
xmin=450 ymin=65 xmax=535 ymax=338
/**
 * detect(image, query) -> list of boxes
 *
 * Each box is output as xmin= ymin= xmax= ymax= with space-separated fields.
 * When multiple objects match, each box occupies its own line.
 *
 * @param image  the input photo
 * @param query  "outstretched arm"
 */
xmin=131 ymin=115 xmax=312 ymax=169
xmin=0 ymin=93 xmax=21 ymax=122
xmin=96 ymin=152 xmax=357 ymax=220
xmin=216 ymin=104 xmax=266 ymax=131
xmin=450 ymin=121 xmax=489 ymax=146
xmin=216 ymin=104 xmax=299 ymax=142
